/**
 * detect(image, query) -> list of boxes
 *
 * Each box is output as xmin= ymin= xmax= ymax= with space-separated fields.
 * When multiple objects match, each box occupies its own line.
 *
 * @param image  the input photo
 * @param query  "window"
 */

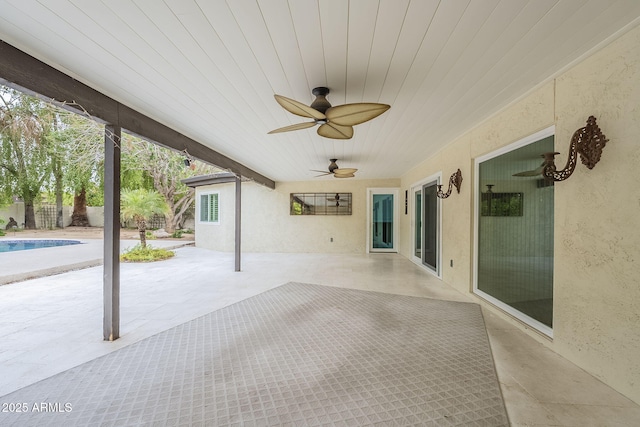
xmin=474 ymin=127 xmax=555 ymax=337
xmin=199 ymin=192 xmax=219 ymax=224
xmin=367 ymin=188 xmax=399 ymax=253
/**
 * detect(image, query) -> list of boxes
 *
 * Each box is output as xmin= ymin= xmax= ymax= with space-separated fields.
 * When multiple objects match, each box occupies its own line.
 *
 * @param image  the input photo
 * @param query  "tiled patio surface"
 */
xmin=0 ymin=234 xmax=639 ymax=426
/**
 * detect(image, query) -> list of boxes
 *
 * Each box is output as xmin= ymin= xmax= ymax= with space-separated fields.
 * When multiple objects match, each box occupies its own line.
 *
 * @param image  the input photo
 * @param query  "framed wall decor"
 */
xmin=290 ymin=193 xmax=352 ymax=215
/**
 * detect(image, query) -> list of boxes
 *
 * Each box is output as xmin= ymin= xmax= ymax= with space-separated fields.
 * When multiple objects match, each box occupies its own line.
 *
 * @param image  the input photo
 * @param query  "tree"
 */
xmin=120 ymin=189 xmax=168 ymax=248
xmin=121 ymin=135 xmax=220 ymax=233
xmin=52 ymin=110 xmax=105 ymax=227
xmin=0 ymin=87 xmax=56 ymax=228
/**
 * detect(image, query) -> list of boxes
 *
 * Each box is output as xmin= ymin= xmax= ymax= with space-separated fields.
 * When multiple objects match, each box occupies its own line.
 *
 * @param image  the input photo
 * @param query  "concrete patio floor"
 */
xmin=0 ymin=234 xmax=639 ymax=426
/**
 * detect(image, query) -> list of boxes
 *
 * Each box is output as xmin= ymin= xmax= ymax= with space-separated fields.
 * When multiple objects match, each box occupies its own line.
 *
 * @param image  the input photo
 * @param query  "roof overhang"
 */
xmin=182 ymin=173 xmax=240 ymax=188
xmin=0 ymin=40 xmax=275 ymax=189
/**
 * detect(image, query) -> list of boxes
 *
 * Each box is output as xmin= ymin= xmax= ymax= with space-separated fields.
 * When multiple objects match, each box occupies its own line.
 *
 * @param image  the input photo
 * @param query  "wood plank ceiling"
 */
xmin=1 ymin=0 xmax=639 ymax=182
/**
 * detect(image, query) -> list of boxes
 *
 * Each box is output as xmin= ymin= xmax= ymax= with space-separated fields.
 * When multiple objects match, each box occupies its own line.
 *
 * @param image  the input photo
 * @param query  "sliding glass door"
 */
xmin=422 ymin=182 xmax=438 ymax=271
xmin=475 ymin=128 xmax=555 ymax=336
xmin=411 ymin=177 xmax=440 ymax=275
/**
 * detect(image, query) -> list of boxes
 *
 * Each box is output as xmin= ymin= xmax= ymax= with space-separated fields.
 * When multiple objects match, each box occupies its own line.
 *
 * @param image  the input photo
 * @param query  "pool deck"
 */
xmin=0 ymin=228 xmax=639 ymax=424
xmin=0 ymin=228 xmax=193 ymax=285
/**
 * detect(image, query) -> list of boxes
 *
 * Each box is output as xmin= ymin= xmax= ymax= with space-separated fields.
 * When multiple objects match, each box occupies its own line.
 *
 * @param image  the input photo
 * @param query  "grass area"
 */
xmin=120 ymin=244 xmax=175 ymax=262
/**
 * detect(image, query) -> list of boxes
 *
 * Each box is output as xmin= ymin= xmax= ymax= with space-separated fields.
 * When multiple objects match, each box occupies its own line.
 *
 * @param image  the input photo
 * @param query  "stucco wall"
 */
xmin=552 ymin=24 xmax=640 ymax=403
xmin=195 ymin=178 xmax=400 ymax=254
xmin=399 ymin=24 xmax=640 ymax=404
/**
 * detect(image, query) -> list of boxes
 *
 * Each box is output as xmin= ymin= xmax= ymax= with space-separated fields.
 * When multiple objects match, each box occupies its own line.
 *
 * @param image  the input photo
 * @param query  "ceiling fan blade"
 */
xmin=325 ymin=103 xmax=390 ymax=126
xmin=274 ymin=94 xmax=326 ymax=120
xmin=334 ymin=173 xmax=355 ymax=178
xmin=317 ymin=122 xmax=354 ymax=139
xmin=513 ymin=164 xmax=545 ymax=177
xmin=333 ymin=168 xmax=357 ymax=175
xmin=268 ymin=121 xmax=316 ymax=134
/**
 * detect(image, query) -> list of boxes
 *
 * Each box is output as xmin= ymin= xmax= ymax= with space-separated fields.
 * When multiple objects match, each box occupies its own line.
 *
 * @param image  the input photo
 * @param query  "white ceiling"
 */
xmin=1 ymin=0 xmax=639 ymax=182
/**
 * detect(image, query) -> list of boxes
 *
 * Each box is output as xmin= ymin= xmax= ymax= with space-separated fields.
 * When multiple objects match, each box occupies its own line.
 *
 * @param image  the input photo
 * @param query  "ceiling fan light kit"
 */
xmin=269 ymin=87 xmax=390 ymax=139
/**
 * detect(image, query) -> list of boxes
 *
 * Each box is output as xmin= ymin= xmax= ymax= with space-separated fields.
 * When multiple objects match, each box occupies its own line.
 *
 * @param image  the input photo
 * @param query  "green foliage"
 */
xmin=42 ymin=191 xmax=74 ymax=206
xmin=120 ymin=244 xmax=175 ymax=262
xmin=0 ymin=85 xmax=218 ymax=232
xmin=121 ymin=189 xmax=169 ymax=224
xmin=171 ymin=229 xmax=184 ymax=238
xmin=121 ymin=188 xmax=168 ymax=248
xmin=85 ymin=181 xmax=104 ymax=206
xmin=0 ymin=87 xmax=57 ymax=227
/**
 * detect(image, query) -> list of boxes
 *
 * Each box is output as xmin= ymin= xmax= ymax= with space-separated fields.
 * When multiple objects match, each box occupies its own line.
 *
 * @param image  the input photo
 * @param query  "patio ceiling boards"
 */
xmin=1 ymin=1 xmax=640 ymax=182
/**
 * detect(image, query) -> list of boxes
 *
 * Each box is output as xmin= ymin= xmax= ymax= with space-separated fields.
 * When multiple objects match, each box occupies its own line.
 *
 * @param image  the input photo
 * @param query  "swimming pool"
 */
xmin=0 ymin=239 xmax=83 ymax=253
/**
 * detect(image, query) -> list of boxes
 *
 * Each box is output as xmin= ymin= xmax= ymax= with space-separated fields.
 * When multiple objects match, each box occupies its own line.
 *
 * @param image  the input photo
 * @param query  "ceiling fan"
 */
xmin=312 ymin=159 xmax=357 ymax=178
xmin=327 ymin=193 xmax=346 ymax=207
xmin=268 ymin=87 xmax=390 ymax=139
xmin=512 ymin=153 xmax=558 ymax=177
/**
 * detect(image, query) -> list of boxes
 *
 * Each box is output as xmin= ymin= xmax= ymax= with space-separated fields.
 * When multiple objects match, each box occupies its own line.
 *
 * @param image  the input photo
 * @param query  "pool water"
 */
xmin=0 ymin=239 xmax=82 ymax=253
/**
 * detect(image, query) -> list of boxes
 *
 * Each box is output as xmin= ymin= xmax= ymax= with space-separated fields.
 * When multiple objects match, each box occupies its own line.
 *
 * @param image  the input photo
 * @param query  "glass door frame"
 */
xmin=366 ymin=188 xmax=399 ymax=253
xmin=473 ymin=125 xmax=555 ymax=338
xmin=410 ymin=173 xmax=442 ymax=278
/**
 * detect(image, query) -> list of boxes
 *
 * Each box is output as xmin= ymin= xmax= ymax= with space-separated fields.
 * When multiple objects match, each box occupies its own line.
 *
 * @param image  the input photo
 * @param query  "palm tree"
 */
xmin=120 ymin=189 xmax=168 ymax=248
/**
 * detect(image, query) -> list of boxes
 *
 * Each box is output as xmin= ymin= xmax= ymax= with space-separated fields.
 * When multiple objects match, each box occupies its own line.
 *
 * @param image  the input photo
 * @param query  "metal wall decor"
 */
xmin=437 ymin=169 xmax=463 ymax=199
xmin=542 ymin=115 xmax=608 ymax=182
xmin=290 ymin=193 xmax=352 ymax=215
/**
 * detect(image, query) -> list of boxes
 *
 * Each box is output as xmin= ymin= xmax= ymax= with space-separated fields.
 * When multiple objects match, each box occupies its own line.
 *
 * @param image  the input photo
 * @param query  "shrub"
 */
xmin=171 ymin=230 xmax=184 ymax=238
xmin=120 ymin=244 xmax=175 ymax=262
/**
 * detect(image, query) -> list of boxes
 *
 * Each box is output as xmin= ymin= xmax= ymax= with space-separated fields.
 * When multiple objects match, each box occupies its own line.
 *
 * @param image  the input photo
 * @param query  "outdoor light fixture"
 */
xmin=437 ymin=169 xmax=463 ymax=199
xmin=183 ymin=150 xmax=196 ymax=170
xmin=541 ymin=116 xmax=608 ymax=182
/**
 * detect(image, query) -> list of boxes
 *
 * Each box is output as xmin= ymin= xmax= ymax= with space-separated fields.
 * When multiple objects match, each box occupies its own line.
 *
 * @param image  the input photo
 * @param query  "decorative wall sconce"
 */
xmin=183 ymin=149 xmax=196 ymax=170
xmin=542 ymin=115 xmax=608 ymax=182
xmin=437 ymin=169 xmax=463 ymax=199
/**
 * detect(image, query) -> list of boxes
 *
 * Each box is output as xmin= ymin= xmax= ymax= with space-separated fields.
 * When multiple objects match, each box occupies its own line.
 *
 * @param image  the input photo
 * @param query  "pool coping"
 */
xmin=0 ymin=238 xmax=194 ymax=285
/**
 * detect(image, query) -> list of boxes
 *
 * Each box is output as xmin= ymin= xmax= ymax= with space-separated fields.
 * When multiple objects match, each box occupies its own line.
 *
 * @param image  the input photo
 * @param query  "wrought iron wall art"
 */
xmin=542 ymin=115 xmax=608 ymax=182
xmin=437 ymin=169 xmax=463 ymax=199
xmin=290 ymin=193 xmax=352 ymax=215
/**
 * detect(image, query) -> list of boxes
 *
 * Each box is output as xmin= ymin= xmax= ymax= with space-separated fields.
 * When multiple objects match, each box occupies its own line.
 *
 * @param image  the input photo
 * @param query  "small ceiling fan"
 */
xmin=512 ymin=153 xmax=558 ymax=177
xmin=327 ymin=193 xmax=346 ymax=207
xmin=268 ymin=87 xmax=390 ymax=139
xmin=312 ymin=159 xmax=357 ymax=178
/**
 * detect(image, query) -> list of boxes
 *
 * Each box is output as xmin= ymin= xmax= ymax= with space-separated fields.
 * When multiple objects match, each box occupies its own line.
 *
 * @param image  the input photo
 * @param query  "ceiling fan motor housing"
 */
xmin=311 ymin=87 xmax=332 ymax=114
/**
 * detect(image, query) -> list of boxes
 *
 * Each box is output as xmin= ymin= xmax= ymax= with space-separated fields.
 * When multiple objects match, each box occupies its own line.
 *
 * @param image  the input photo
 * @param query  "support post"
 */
xmin=103 ymin=124 xmax=121 ymax=341
xmin=235 ymin=176 xmax=241 ymax=272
